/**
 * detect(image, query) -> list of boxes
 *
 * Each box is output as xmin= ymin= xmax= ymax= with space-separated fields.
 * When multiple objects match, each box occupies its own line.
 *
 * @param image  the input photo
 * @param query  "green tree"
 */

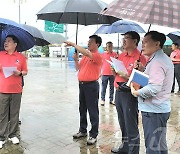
xmin=41 ymin=45 xmax=49 ymax=57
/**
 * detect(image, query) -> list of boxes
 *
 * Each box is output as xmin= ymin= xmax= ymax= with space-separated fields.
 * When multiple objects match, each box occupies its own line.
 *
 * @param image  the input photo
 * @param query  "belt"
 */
xmin=79 ymin=80 xmax=97 ymax=84
xmin=116 ymin=82 xmax=131 ymax=92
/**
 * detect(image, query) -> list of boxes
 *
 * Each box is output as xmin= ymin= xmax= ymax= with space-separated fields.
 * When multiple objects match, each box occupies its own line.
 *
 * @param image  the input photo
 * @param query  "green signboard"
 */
xmin=45 ymin=20 xmax=64 ymax=33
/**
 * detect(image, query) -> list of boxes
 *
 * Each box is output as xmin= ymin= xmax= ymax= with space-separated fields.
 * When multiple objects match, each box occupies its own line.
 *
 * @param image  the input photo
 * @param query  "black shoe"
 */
xmin=18 ymin=120 xmax=21 ymax=125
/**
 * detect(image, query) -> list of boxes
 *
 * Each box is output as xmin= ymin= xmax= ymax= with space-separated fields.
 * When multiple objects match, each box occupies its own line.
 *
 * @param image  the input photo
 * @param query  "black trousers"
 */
xmin=79 ymin=81 xmax=99 ymax=138
xmin=141 ymin=112 xmax=170 ymax=154
xmin=172 ymin=64 xmax=180 ymax=92
xmin=115 ymin=90 xmax=140 ymax=154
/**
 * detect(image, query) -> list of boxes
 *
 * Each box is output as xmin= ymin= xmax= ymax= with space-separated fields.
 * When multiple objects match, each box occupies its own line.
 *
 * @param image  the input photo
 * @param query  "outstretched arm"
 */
xmin=64 ymin=41 xmax=93 ymax=59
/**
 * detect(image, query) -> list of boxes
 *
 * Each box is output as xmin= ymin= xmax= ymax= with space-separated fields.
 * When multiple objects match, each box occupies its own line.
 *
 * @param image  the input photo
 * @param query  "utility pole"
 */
xmin=64 ymin=24 xmax=68 ymax=40
xmin=13 ymin=0 xmax=27 ymax=24
xmin=18 ymin=0 xmax=20 ymax=23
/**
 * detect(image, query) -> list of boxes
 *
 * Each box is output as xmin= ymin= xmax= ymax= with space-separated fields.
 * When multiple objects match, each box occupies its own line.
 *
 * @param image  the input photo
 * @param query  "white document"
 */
xmin=105 ymin=59 xmax=113 ymax=66
xmin=2 ymin=67 xmax=17 ymax=78
xmin=110 ymin=57 xmax=128 ymax=73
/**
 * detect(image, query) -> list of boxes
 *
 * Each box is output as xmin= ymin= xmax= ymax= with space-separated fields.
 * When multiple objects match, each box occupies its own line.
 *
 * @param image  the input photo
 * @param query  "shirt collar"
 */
xmin=124 ymin=48 xmax=139 ymax=57
xmin=5 ymin=50 xmax=18 ymax=56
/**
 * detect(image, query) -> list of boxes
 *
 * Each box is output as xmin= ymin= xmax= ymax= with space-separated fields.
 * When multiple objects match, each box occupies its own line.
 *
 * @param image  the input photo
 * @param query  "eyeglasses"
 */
xmin=123 ymin=36 xmax=133 ymax=40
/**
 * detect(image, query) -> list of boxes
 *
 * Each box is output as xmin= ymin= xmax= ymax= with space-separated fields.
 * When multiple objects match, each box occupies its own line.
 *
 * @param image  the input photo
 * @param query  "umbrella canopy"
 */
xmin=164 ymin=37 xmax=173 ymax=46
xmin=167 ymin=31 xmax=180 ymax=45
xmin=21 ymin=24 xmax=50 ymax=46
xmin=40 ymin=31 xmax=65 ymax=44
xmin=0 ymin=18 xmax=35 ymax=52
xmin=94 ymin=19 xmax=145 ymax=51
xmin=37 ymin=0 xmax=119 ymax=44
xmin=101 ymin=0 xmax=180 ymax=29
xmin=94 ymin=19 xmax=145 ymax=34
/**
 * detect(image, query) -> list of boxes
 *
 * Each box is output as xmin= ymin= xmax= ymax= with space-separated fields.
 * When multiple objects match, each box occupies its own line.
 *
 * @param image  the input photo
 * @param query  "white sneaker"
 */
xmin=110 ymin=101 xmax=115 ymax=105
xmin=87 ymin=137 xmax=97 ymax=145
xmin=8 ymin=137 xmax=20 ymax=144
xmin=0 ymin=141 xmax=5 ymax=149
xmin=101 ymin=100 xmax=105 ymax=106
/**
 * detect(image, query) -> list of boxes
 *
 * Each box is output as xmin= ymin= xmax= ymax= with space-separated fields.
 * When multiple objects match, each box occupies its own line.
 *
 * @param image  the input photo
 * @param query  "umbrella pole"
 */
xmin=137 ymin=24 xmax=152 ymax=67
xmin=76 ymin=15 xmax=78 ymax=45
xmin=148 ymin=24 xmax=151 ymax=32
xmin=75 ymin=13 xmax=78 ymax=55
xmin=117 ymin=33 xmax=119 ymax=54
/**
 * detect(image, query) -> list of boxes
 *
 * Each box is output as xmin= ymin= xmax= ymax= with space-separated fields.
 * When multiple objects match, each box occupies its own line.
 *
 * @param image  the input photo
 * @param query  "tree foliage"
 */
xmin=41 ymin=45 xmax=49 ymax=57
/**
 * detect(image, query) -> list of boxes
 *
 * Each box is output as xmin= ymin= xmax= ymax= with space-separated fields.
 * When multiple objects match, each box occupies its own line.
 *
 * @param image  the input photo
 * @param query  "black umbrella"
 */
xmin=37 ymin=0 xmax=119 ymax=45
xmin=40 ymin=31 xmax=65 ymax=44
xmin=21 ymin=24 xmax=50 ymax=46
xmin=167 ymin=31 xmax=180 ymax=45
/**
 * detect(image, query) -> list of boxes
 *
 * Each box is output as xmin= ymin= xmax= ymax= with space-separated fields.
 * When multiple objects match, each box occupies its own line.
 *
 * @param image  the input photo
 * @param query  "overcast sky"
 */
xmin=0 ymin=0 xmax=179 ymax=46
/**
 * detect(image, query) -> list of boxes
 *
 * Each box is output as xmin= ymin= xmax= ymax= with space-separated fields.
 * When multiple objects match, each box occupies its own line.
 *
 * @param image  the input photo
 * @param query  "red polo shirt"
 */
xmin=114 ymin=48 xmax=147 ymax=88
xmin=170 ymin=49 xmax=180 ymax=64
xmin=78 ymin=51 xmax=102 ymax=81
xmin=101 ymin=51 xmax=117 ymax=75
xmin=0 ymin=51 xmax=27 ymax=93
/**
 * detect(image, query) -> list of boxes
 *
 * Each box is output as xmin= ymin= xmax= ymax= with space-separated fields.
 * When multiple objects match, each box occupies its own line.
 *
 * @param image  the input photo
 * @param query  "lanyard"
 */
xmin=143 ymin=53 xmax=156 ymax=72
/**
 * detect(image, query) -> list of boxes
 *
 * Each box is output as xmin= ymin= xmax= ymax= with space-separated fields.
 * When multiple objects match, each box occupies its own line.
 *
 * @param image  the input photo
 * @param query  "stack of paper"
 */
xmin=127 ymin=69 xmax=149 ymax=87
xmin=106 ymin=57 xmax=128 ymax=73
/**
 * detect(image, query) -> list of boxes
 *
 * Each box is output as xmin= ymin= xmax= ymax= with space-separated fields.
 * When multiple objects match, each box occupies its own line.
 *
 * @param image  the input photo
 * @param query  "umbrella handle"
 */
xmin=135 ymin=50 xmax=142 ymax=69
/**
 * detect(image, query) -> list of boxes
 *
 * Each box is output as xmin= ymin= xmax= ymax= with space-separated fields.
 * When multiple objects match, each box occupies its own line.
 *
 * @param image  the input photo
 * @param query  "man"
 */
xmin=0 ymin=35 xmax=28 ymax=149
xmin=131 ymin=31 xmax=174 ymax=154
xmin=170 ymin=42 xmax=180 ymax=95
xmin=101 ymin=41 xmax=117 ymax=106
xmin=64 ymin=35 xmax=103 ymax=145
xmin=111 ymin=31 xmax=146 ymax=154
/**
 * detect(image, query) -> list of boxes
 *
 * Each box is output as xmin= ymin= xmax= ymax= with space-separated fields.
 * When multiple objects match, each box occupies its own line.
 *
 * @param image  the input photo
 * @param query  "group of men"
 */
xmin=0 ymin=30 xmax=175 ymax=153
xmin=65 ymin=30 xmax=174 ymax=154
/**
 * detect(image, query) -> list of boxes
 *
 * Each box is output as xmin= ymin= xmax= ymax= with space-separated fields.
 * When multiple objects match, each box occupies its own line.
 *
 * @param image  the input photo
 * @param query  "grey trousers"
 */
xmin=142 ymin=112 xmax=170 ymax=154
xmin=0 ymin=93 xmax=22 ymax=141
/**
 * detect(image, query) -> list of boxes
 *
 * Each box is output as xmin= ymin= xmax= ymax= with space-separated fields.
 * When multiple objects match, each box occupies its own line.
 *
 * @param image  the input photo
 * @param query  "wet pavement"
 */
xmin=0 ymin=58 xmax=179 ymax=154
